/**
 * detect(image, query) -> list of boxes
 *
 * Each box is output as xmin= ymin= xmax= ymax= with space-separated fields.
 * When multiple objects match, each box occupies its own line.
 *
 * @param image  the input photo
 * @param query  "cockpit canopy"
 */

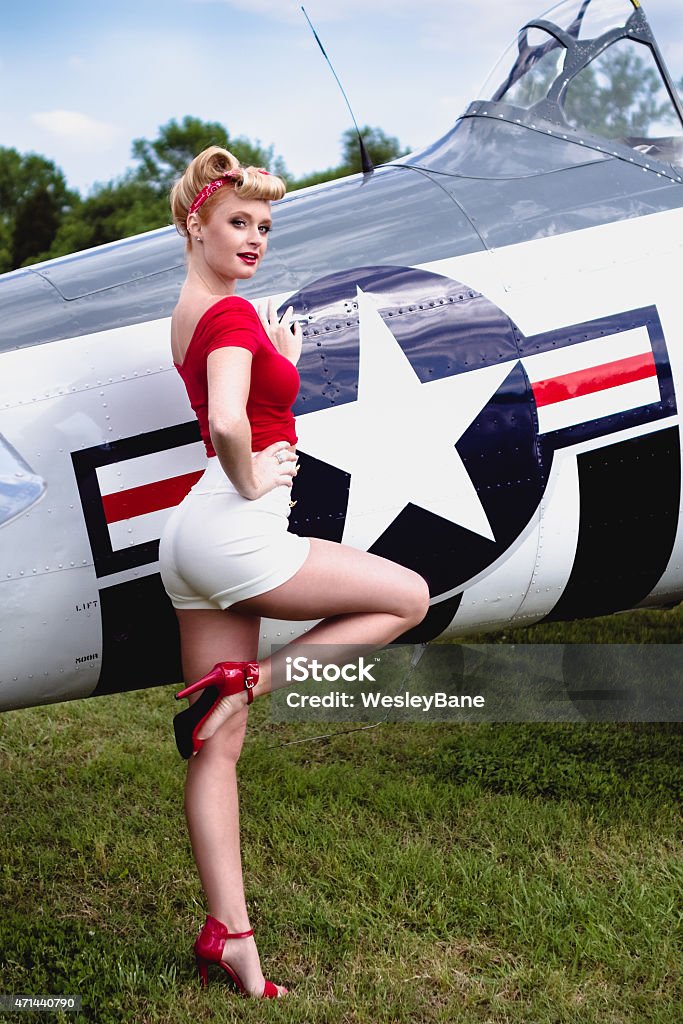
xmin=479 ymin=0 xmax=683 ymax=166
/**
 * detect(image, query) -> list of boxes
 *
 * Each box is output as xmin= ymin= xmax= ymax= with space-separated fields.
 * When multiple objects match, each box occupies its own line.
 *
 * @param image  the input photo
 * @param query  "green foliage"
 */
xmin=129 ymin=115 xmax=282 ymax=194
xmin=563 ymin=43 xmax=679 ymax=139
xmin=293 ymin=124 xmax=411 ymax=189
xmin=0 ymin=148 xmax=78 ymax=272
xmin=39 ymin=116 xmax=296 ymax=263
xmin=0 ymin=628 xmax=681 ymax=1024
xmin=340 ymin=124 xmax=411 ymax=172
xmin=43 ymin=178 xmax=166 ymax=261
xmin=500 ymin=41 xmax=683 ymax=144
xmin=8 ymin=45 xmax=679 ymax=267
xmin=8 ymin=115 xmax=409 ymax=265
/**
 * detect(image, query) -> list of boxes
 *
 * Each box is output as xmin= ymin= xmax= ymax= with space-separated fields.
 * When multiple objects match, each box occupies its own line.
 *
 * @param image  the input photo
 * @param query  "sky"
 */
xmin=1 ymin=0 xmax=681 ymax=196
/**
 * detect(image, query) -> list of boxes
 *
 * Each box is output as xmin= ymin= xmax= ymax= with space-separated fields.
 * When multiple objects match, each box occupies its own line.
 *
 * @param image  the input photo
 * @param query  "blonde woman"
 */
xmin=160 ymin=147 xmax=429 ymax=998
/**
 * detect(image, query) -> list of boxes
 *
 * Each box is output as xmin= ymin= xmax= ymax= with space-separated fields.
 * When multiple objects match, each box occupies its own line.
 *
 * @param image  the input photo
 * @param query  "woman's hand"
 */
xmin=243 ymin=441 xmax=299 ymax=500
xmin=258 ymin=300 xmax=303 ymax=365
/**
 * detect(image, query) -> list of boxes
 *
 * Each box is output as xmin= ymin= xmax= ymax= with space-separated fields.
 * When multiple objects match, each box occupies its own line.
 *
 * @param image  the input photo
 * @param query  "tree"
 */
xmin=44 ymin=178 xmax=165 ymax=261
xmin=130 ymin=116 xmax=288 ymax=194
xmin=41 ymin=116 xmax=294 ymax=261
xmin=504 ymin=39 xmax=683 ymax=143
xmin=340 ymin=125 xmax=410 ymax=172
xmin=24 ymin=117 xmax=412 ymax=264
xmin=0 ymin=148 xmax=78 ymax=272
xmin=291 ymin=124 xmax=410 ymax=189
xmin=41 ymin=117 xmax=291 ymax=261
xmin=562 ymin=43 xmax=679 ymax=139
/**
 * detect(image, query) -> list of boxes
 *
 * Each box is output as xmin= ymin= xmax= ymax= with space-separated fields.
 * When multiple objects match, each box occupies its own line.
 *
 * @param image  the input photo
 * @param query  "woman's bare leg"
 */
xmin=177 ymin=608 xmax=286 ymax=996
xmin=197 ymin=538 xmax=430 ymax=740
xmin=177 ymin=541 xmax=427 ymax=994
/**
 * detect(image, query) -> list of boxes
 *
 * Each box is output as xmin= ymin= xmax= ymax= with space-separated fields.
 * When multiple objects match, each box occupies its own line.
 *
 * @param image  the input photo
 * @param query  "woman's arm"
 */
xmin=207 ymin=346 xmax=296 ymax=499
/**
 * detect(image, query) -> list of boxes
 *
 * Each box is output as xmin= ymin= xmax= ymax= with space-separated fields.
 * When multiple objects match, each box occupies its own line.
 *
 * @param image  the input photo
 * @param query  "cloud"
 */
xmin=30 ymin=110 xmax=116 ymax=148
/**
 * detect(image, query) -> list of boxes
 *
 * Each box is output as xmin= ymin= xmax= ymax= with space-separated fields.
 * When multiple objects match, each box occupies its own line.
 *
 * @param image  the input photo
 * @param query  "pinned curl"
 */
xmin=170 ymin=146 xmax=286 ymax=240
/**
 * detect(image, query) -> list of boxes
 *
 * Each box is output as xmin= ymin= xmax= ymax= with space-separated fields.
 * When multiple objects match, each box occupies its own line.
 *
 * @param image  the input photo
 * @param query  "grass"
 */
xmin=0 ymin=606 xmax=681 ymax=1023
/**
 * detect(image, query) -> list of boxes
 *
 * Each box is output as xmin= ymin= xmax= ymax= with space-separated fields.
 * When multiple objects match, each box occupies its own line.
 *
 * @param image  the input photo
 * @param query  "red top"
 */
xmin=175 ymin=296 xmax=300 ymax=456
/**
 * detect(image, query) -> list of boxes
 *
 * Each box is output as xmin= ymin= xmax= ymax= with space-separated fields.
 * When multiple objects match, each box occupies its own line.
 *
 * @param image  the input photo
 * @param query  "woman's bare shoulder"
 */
xmin=171 ymin=291 xmax=230 ymax=365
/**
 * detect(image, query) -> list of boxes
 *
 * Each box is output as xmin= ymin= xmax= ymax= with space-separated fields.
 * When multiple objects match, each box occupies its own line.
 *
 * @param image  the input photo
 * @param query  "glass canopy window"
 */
xmin=564 ymin=37 xmax=683 ymax=140
xmin=0 ymin=434 xmax=45 ymax=528
xmin=542 ymin=0 xmax=632 ymax=39
xmin=478 ymin=0 xmax=683 ymax=164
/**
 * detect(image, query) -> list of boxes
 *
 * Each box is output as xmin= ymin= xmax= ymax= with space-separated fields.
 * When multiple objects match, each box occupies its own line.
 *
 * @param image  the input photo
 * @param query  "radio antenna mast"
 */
xmin=301 ymin=6 xmax=375 ymax=175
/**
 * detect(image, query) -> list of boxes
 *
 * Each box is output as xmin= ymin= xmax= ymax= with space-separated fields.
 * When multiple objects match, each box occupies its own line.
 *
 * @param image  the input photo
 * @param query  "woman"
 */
xmin=159 ymin=146 xmax=430 ymax=999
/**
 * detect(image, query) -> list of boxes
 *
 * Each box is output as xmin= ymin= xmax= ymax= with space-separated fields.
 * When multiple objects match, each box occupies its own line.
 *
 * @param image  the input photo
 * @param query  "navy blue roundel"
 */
xmin=282 ymin=265 xmax=672 ymax=600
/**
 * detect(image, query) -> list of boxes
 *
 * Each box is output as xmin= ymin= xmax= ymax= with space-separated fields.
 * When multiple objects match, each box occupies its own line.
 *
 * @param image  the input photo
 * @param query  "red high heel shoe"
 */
xmin=173 ymin=661 xmax=259 ymax=759
xmin=194 ymin=914 xmax=285 ymax=998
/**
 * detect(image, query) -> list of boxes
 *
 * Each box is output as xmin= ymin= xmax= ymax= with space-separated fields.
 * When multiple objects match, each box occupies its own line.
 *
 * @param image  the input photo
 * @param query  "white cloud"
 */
xmin=30 ymin=110 xmax=116 ymax=148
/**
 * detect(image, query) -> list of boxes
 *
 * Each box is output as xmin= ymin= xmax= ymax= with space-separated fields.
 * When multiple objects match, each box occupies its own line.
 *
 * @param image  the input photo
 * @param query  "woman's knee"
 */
xmin=397 ymin=569 xmax=430 ymax=626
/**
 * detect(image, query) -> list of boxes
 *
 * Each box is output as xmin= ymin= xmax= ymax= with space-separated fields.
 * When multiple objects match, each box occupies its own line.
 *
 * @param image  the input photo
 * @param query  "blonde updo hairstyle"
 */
xmin=170 ymin=145 xmax=286 ymax=244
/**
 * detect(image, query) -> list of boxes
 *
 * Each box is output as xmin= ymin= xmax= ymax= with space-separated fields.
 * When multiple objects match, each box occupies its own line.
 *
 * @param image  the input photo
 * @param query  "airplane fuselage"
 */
xmin=1 ymin=74 xmax=682 ymax=711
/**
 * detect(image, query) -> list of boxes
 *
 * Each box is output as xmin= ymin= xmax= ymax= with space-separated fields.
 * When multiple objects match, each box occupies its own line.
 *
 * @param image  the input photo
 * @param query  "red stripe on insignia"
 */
xmin=101 ymin=471 xmax=203 ymax=524
xmin=532 ymin=352 xmax=657 ymax=408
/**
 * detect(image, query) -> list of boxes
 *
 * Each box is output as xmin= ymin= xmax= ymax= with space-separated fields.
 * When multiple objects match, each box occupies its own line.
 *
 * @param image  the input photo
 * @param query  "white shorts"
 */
xmin=159 ymin=456 xmax=310 ymax=611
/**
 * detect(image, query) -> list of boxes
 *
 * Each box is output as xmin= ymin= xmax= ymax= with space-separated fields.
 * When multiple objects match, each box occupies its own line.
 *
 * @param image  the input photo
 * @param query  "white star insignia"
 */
xmin=295 ymin=287 xmax=514 ymax=552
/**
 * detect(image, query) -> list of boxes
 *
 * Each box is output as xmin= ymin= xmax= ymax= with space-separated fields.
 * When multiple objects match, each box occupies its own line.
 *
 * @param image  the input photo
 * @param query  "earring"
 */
xmin=195 ymin=236 xmax=203 ymax=243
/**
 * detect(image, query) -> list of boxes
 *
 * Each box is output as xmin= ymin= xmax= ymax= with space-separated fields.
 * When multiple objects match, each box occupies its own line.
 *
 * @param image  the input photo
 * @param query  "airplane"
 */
xmin=1 ymin=0 xmax=682 ymax=714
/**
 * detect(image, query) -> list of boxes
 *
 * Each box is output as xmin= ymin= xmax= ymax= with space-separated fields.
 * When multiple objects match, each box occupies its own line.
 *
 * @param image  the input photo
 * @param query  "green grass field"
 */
xmin=1 ymin=607 xmax=681 ymax=1023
